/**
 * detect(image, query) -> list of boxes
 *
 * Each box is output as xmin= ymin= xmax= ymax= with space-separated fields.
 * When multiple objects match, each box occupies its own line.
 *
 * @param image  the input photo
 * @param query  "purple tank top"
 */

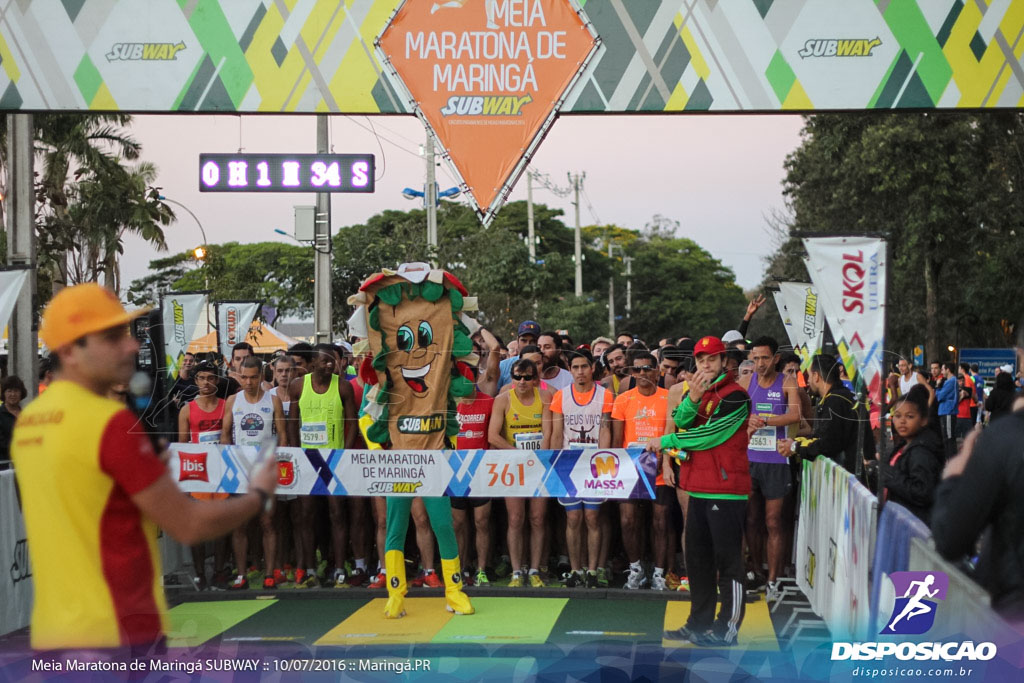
xmin=747 ymin=372 xmax=788 ymax=465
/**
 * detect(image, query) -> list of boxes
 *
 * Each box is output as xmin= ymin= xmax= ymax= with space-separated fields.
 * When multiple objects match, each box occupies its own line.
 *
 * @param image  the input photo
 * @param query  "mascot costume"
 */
xmin=348 ymin=262 xmax=477 ymax=619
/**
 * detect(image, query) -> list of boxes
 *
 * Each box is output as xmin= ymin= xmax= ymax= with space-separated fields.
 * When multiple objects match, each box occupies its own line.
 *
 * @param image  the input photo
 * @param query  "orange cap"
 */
xmin=40 ymin=283 xmax=148 ymax=349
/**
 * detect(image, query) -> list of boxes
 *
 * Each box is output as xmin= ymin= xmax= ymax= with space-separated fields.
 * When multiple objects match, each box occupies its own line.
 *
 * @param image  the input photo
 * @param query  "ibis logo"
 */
xmin=178 ymin=451 xmax=209 ymax=483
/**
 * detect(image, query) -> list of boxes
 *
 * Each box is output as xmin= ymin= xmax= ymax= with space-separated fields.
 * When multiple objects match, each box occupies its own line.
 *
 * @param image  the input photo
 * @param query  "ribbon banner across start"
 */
xmin=168 ymin=445 xmax=657 ymax=500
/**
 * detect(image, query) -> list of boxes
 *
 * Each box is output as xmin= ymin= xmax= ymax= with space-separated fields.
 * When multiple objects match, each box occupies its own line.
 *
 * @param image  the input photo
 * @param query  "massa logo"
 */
xmin=107 ymin=42 xmax=187 ymax=62
xmin=799 ymin=38 xmax=881 ymax=58
xmin=178 ymin=451 xmax=209 ymax=483
xmin=590 ymin=453 xmax=619 ymax=478
xmin=585 ymin=451 xmax=624 ymax=491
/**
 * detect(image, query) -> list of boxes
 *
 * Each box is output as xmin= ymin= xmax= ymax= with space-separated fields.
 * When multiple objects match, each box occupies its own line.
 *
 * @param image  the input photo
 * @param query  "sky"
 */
xmin=121 ymin=113 xmax=805 ymax=300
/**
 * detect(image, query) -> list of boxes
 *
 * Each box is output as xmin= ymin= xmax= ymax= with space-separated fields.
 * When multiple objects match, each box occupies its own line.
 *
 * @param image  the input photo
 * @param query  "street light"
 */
xmin=400 ymin=184 xmax=461 ymax=205
xmin=159 ymin=195 xmax=211 ymax=331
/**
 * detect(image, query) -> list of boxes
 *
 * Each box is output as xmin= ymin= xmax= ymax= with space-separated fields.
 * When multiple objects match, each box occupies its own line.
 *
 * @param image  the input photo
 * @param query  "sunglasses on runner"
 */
xmin=629 ymin=366 xmax=656 ymax=373
xmin=511 ymin=373 xmax=536 ymax=381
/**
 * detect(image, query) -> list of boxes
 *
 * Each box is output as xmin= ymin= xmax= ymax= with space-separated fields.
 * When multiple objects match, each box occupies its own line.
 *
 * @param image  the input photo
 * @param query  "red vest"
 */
xmin=677 ymin=377 xmax=752 ymax=496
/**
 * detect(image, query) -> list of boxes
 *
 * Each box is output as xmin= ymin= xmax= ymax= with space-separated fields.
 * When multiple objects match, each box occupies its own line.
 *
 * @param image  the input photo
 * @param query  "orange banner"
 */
xmin=378 ymin=0 xmax=597 ymax=221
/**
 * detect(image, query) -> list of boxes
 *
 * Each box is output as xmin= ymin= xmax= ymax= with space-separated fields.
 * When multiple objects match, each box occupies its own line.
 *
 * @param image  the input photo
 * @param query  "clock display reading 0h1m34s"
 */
xmin=199 ymin=154 xmax=375 ymax=193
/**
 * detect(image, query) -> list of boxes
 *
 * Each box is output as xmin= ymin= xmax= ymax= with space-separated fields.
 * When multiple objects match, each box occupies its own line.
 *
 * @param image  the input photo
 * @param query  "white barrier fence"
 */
xmin=0 ymin=470 xmax=32 ymax=636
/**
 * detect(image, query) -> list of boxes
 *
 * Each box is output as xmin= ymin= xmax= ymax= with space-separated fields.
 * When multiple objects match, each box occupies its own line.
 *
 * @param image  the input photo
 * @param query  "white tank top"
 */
xmin=899 ymin=373 xmax=917 ymax=397
xmin=232 ymin=389 xmax=276 ymax=447
xmin=275 ymin=386 xmax=291 ymax=418
xmin=560 ymin=384 xmax=607 ymax=448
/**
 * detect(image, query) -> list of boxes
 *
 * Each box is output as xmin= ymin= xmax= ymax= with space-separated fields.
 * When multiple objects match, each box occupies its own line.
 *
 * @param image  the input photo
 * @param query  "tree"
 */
xmin=1 ymin=114 xmax=173 ymax=303
xmin=127 ymin=242 xmax=313 ymax=317
xmin=770 ymin=112 xmax=1024 ymax=361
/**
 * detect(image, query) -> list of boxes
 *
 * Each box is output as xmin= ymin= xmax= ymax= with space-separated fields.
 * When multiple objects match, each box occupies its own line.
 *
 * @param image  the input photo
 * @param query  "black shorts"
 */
xmin=450 ymin=497 xmax=491 ymax=511
xmin=655 ymin=484 xmax=677 ymax=507
xmin=749 ymin=462 xmax=792 ymax=500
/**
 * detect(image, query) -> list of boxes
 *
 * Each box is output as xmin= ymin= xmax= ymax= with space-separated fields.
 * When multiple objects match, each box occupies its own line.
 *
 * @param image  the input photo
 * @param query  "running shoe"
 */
xmin=409 ymin=571 xmax=425 ymax=588
xmin=495 ymin=557 xmax=513 ymax=578
xmin=296 ymin=571 xmax=319 ymax=589
xmin=665 ymin=572 xmax=681 ymax=591
xmin=766 ymin=580 xmax=781 ymax=602
xmin=651 ymin=574 xmax=668 ymax=591
xmin=508 ymin=573 xmax=524 ymax=588
xmin=624 ymin=565 xmax=647 ymax=590
xmin=597 ymin=567 xmax=610 ymax=588
xmin=368 ymin=571 xmax=387 ymax=589
xmin=228 ymin=575 xmax=248 ymax=590
xmin=475 ymin=569 xmax=490 ymax=587
xmin=676 ymin=576 xmax=690 ymax=593
xmin=272 ymin=569 xmax=288 ymax=586
xmin=462 ymin=571 xmax=474 ymax=587
xmin=691 ymin=630 xmax=736 ymax=648
xmin=294 ymin=568 xmax=307 ymax=586
xmin=192 ymin=575 xmax=207 ymax=591
xmin=262 ymin=576 xmax=276 ymax=590
xmin=563 ymin=571 xmax=584 ymax=588
xmin=585 ymin=571 xmax=598 ymax=589
xmin=347 ymin=567 xmax=368 ymax=587
xmin=246 ymin=565 xmax=261 ymax=583
xmin=529 ymin=573 xmax=545 ymax=588
xmin=422 ymin=570 xmax=443 ymax=588
xmin=333 ymin=569 xmax=349 ymax=588
xmin=663 ymin=624 xmax=698 ymax=642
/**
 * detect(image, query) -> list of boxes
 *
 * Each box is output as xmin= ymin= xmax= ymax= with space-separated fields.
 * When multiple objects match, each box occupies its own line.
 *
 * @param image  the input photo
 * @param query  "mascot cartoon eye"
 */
xmin=397 ymin=325 xmax=414 ymax=352
xmin=418 ymin=321 xmax=433 ymax=348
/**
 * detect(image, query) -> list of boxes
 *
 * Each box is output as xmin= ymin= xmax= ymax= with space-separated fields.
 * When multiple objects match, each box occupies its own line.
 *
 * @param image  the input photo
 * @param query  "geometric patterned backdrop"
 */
xmin=0 ymin=0 xmax=1021 ymax=113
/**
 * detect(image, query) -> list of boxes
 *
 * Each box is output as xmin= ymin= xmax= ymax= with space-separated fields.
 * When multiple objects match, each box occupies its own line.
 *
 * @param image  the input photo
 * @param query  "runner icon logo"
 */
xmin=881 ymin=571 xmax=948 ymax=635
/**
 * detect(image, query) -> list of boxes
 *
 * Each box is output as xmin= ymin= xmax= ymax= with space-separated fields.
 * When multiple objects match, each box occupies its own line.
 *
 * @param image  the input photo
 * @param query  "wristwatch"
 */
xmin=790 ymin=441 xmax=798 ymax=455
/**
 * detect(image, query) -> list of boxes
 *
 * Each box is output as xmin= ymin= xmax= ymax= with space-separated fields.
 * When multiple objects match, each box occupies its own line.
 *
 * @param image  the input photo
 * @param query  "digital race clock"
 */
xmin=198 ymin=153 xmax=375 ymax=193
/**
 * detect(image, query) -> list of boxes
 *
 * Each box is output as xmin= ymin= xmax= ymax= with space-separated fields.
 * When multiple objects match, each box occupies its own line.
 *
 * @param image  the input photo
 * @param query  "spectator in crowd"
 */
xmin=935 ymin=362 xmax=959 ymax=459
xmin=932 ymin=350 xmax=1024 ymax=629
xmin=986 ymin=368 xmax=1017 ymax=422
xmin=0 ymin=374 xmax=27 ymax=468
xmin=38 ymin=356 xmax=55 ymax=394
xmin=168 ymin=351 xmax=198 ymax=410
xmin=777 ymin=354 xmax=873 ymax=473
xmin=882 ymin=387 xmax=943 ymax=524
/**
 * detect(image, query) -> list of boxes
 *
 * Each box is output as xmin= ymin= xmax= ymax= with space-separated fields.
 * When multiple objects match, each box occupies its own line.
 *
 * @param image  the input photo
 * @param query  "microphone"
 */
xmin=129 ymin=371 xmax=153 ymax=413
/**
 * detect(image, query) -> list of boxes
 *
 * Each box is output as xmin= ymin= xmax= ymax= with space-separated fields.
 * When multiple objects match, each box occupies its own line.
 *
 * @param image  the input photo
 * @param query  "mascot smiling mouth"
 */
xmin=402 ymin=363 xmax=432 ymax=393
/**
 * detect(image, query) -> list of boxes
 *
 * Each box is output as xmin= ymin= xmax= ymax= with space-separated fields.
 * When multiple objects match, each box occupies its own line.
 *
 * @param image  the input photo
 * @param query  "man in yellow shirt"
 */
xmin=12 ymin=283 xmax=278 ymax=650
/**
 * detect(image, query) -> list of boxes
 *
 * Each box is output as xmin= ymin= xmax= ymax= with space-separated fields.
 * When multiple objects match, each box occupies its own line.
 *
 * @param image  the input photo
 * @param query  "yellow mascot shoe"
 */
xmin=383 ymin=550 xmax=407 ymax=619
xmin=442 ymin=558 xmax=475 ymax=615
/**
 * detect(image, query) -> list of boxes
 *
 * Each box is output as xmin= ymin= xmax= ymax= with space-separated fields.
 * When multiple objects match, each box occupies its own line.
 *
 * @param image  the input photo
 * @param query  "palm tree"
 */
xmin=0 ymin=113 xmax=173 ymax=301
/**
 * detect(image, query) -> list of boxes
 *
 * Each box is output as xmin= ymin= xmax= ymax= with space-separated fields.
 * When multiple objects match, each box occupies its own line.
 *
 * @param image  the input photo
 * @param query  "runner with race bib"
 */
xmin=488 ymin=357 xmax=553 ymax=587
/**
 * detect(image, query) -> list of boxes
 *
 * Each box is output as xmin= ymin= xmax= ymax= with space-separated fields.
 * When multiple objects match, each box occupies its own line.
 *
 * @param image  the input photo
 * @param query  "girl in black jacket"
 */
xmin=883 ymin=389 xmax=944 ymax=524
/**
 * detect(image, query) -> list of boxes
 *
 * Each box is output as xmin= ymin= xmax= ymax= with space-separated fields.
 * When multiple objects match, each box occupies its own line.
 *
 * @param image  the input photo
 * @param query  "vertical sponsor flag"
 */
xmin=377 ymin=0 xmax=600 ymax=223
xmin=803 ymin=236 xmax=887 ymax=410
xmin=0 ymin=269 xmax=29 ymax=338
xmin=773 ymin=289 xmax=799 ymax=349
xmin=160 ymin=292 xmax=207 ymax=381
xmin=777 ymin=281 xmax=826 ymax=370
xmin=216 ymin=302 xmax=260 ymax=361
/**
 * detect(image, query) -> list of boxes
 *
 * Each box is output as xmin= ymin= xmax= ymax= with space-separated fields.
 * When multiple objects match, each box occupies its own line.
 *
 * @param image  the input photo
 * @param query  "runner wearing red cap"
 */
xmin=651 ymin=335 xmax=751 ymax=647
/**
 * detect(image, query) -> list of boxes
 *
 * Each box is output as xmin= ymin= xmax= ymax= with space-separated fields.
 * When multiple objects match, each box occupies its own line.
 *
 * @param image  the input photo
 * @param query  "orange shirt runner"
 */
xmin=612 ymin=386 xmax=669 ymax=484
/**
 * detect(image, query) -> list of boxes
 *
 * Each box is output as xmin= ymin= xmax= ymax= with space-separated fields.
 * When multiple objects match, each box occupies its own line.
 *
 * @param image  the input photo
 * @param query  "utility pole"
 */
xmin=526 ymin=171 xmax=536 ymax=264
xmin=314 ymin=115 xmax=332 ymax=344
xmin=425 ymin=132 xmax=438 ymax=260
xmin=624 ymin=255 xmax=633 ymax=317
xmin=6 ymin=114 xmax=36 ymax=398
xmin=568 ymin=172 xmax=584 ymax=297
xmin=608 ymin=238 xmax=615 ymax=337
